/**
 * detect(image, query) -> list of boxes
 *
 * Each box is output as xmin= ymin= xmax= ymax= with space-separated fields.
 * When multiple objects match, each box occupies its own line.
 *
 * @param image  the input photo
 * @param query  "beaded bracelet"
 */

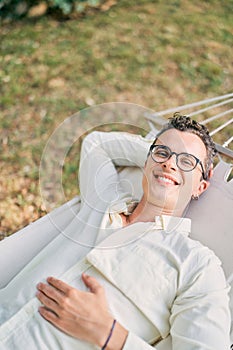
xmin=101 ymin=319 xmax=117 ymax=350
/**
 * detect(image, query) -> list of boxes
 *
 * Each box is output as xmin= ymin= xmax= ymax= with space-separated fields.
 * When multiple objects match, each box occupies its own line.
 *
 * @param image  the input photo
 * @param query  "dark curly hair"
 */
xmin=153 ymin=112 xmax=217 ymax=179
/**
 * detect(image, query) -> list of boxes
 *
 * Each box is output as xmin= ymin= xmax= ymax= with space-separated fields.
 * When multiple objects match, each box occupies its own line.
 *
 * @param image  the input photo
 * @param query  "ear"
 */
xmin=208 ymin=163 xmax=214 ymax=179
xmin=197 ymin=163 xmax=214 ymax=196
xmin=197 ymin=179 xmax=210 ymax=196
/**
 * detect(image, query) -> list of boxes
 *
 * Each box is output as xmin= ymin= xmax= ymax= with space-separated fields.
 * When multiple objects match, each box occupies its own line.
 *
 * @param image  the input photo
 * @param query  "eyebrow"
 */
xmin=153 ymin=141 xmax=203 ymax=160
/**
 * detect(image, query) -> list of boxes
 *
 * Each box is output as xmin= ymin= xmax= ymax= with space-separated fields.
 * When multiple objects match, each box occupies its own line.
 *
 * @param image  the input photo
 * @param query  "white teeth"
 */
xmin=157 ymin=176 xmax=176 ymax=185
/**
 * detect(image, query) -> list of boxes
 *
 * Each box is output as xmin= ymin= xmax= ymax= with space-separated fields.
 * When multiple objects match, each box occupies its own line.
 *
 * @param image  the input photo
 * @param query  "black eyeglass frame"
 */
xmin=149 ymin=144 xmax=207 ymax=180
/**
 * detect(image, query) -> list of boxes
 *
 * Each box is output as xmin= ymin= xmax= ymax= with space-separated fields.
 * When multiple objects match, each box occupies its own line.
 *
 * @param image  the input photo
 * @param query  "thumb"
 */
xmin=82 ymin=273 xmax=104 ymax=295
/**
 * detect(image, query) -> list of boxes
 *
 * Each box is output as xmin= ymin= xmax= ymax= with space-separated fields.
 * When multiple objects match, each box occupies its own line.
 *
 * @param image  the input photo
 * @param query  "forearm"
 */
xmin=102 ymin=321 xmax=128 ymax=350
xmin=103 ymin=324 xmax=160 ymax=350
xmin=79 ymin=131 xmax=152 ymax=204
xmin=80 ymin=131 xmax=151 ymax=169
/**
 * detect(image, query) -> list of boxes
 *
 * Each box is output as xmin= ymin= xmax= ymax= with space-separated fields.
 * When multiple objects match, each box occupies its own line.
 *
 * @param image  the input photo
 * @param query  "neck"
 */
xmin=123 ymin=195 xmax=184 ymax=226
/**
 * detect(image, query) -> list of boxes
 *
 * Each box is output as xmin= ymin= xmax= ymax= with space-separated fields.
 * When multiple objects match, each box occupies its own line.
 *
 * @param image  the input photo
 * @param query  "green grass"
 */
xmin=0 ymin=0 xmax=232 ymax=236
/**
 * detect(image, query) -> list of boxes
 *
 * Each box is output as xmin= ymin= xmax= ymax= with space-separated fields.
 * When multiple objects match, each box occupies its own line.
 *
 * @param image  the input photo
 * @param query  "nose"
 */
xmin=162 ymin=153 xmax=178 ymax=171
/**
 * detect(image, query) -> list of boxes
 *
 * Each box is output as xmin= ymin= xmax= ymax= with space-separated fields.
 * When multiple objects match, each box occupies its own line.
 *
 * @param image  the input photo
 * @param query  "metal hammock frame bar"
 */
xmin=145 ymin=92 xmax=233 ymax=161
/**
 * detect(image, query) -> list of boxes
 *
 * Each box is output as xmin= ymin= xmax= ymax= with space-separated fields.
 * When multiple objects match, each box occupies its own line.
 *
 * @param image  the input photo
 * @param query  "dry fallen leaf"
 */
xmin=28 ymin=2 xmax=48 ymax=18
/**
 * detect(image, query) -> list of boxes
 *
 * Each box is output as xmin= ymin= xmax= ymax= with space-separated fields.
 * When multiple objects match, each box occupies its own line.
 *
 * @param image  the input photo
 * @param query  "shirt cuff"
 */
xmin=122 ymin=332 xmax=153 ymax=350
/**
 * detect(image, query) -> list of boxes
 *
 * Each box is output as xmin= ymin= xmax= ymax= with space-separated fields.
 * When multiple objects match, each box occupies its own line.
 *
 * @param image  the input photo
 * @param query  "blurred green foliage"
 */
xmin=0 ymin=0 xmax=102 ymax=19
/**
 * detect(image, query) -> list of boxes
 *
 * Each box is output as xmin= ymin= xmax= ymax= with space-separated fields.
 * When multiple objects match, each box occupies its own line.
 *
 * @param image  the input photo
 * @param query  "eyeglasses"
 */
xmin=149 ymin=144 xmax=207 ymax=180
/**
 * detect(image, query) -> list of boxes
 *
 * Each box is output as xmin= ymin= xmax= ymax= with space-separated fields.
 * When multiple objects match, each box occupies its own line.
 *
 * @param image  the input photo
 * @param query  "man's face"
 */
xmin=142 ymin=129 xmax=209 ymax=215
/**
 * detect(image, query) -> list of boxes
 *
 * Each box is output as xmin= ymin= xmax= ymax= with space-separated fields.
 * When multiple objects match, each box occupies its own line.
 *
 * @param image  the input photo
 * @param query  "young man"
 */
xmin=0 ymin=114 xmax=231 ymax=349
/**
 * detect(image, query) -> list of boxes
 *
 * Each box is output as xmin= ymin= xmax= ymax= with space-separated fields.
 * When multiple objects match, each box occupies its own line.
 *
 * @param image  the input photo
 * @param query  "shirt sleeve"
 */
xmin=123 ymin=332 xmax=157 ymax=349
xmin=169 ymin=251 xmax=231 ymax=349
xmin=123 ymin=331 xmax=172 ymax=349
xmin=123 ymin=253 xmax=231 ymax=350
xmin=79 ymin=131 xmax=151 ymax=206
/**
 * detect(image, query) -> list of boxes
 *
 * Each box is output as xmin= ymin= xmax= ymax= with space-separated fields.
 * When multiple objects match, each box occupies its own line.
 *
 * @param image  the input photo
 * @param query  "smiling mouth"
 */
xmin=154 ymin=174 xmax=180 ymax=186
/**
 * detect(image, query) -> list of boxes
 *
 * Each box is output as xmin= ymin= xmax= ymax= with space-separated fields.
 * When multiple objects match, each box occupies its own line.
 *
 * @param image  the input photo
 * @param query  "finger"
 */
xmin=36 ymin=290 xmax=60 ymax=314
xmin=37 ymin=282 xmax=64 ymax=305
xmin=47 ymin=277 xmax=72 ymax=294
xmin=82 ymin=274 xmax=104 ymax=295
xmin=39 ymin=306 xmax=59 ymax=324
xmin=38 ymin=307 xmax=74 ymax=338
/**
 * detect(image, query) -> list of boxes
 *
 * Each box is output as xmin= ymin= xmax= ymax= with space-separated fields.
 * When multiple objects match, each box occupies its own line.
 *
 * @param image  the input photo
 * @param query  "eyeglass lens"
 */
xmin=151 ymin=145 xmax=198 ymax=172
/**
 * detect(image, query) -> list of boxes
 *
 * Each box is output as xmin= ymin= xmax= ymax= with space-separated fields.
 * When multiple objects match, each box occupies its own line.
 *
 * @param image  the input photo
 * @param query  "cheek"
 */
xmin=142 ymin=174 xmax=148 ymax=191
xmin=185 ymin=173 xmax=201 ymax=193
xmin=142 ymin=166 xmax=150 ymax=193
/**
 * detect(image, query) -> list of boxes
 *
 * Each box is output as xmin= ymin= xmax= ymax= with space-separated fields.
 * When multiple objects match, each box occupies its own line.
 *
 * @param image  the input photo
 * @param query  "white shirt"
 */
xmin=0 ymin=131 xmax=230 ymax=349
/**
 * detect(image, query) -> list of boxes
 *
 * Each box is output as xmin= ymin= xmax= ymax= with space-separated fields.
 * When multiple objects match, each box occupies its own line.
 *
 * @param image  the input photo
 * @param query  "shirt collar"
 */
xmin=108 ymin=199 xmax=191 ymax=236
xmin=153 ymin=215 xmax=191 ymax=236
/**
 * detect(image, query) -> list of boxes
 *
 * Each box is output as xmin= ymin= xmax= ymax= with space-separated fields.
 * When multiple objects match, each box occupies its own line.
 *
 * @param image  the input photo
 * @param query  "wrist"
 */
xmin=105 ymin=321 xmax=128 ymax=350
